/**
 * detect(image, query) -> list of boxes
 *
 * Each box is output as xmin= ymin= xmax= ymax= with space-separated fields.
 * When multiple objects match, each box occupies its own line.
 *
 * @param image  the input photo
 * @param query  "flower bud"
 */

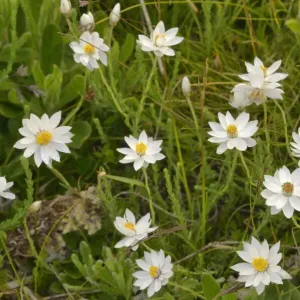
xmin=60 ymin=0 xmax=71 ymax=15
xmin=182 ymin=76 xmax=191 ymax=97
xmin=109 ymin=3 xmax=121 ymax=28
xmin=29 ymin=201 xmax=42 ymax=214
xmin=80 ymin=12 xmax=94 ymax=31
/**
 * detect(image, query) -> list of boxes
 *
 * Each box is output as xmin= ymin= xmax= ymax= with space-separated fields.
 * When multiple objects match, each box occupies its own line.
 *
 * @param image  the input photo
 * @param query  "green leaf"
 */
xmin=32 ymin=60 xmax=45 ymax=88
xmin=202 ymin=274 xmax=221 ymax=300
xmin=119 ymin=33 xmax=135 ymax=63
xmin=104 ymin=174 xmax=145 ymax=187
xmin=286 ymin=19 xmax=300 ymax=34
xmin=79 ymin=241 xmax=94 ymax=267
xmin=222 ymin=293 xmax=237 ymax=300
xmin=264 ymin=285 xmax=279 ymax=300
xmin=15 ymin=32 xmax=32 ymax=49
xmin=43 ymin=65 xmax=62 ymax=112
xmin=59 ymin=75 xmax=85 ymax=108
xmin=8 ymin=89 xmax=21 ymax=105
xmin=71 ymin=254 xmax=87 ymax=277
xmin=291 ymin=285 xmax=300 ymax=300
xmin=163 ymin=292 xmax=176 ymax=300
xmin=0 ymin=103 xmax=21 ymax=118
xmin=69 ymin=120 xmax=92 ymax=149
xmin=41 ymin=24 xmax=63 ymax=74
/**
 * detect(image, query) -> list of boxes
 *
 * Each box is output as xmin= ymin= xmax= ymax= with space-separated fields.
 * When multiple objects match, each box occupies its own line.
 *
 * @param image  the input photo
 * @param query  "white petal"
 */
xmin=231 ymin=263 xmax=256 ymax=275
xmin=282 ymin=202 xmax=294 ymax=218
xmin=216 ymin=143 xmax=227 ymax=154
xmin=267 ymin=60 xmax=281 ymax=75
xmin=289 ymin=196 xmax=300 ymax=211
xmin=133 ymin=157 xmax=144 ymax=171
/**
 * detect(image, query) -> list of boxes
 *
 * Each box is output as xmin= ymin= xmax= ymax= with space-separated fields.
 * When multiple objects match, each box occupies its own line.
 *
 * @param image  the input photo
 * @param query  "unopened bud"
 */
xmin=182 ymin=76 xmax=191 ymax=97
xmin=29 ymin=201 xmax=42 ymax=214
xmin=80 ymin=12 xmax=94 ymax=31
xmin=109 ymin=3 xmax=121 ymax=28
xmin=60 ymin=0 xmax=71 ymax=15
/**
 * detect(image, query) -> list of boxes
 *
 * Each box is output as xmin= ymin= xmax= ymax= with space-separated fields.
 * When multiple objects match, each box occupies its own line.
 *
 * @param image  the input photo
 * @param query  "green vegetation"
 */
xmin=1 ymin=0 xmax=300 ymax=299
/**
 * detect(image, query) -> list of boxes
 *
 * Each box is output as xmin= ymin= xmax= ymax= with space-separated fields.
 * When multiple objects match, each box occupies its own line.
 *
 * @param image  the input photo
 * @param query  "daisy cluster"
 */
xmin=2 ymin=1 xmax=298 ymax=298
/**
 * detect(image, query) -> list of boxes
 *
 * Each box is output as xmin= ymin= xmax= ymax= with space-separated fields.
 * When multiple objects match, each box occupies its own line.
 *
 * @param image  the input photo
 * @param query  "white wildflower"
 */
xmin=137 ymin=21 xmax=183 ymax=57
xmin=231 ymin=237 xmax=291 ymax=295
xmin=232 ymin=70 xmax=284 ymax=106
xmin=0 ymin=177 xmax=15 ymax=200
xmin=290 ymin=128 xmax=300 ymax=166
xmin=114 ymin=209 xmax=157 ymax=251
xmin=239 ymin=57 xmax=288 ymax=83
xmin=133 ymin=249 xmax=173 ymax=297
xmin=70 ymin=31 xmax=109 ymax=70
xmin=117 ymin=130 xmax=165 ymax=171
xmin=261 ymin=166 xmax=300 ymax=218
xmin=208 ymin=111 xmax=258 ymax=154
xmin=14 ymin=111 xmax=73 ymax=167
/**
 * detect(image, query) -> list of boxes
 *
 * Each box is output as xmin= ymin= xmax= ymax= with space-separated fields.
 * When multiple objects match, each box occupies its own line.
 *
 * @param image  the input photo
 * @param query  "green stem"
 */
xmin=292 ymin=216 xmax=300 ymax=229
xmin=142 ymin=168 xmax=156 ymax=224
xmin=263 ymin=103 xmax=271 ymax=152
xmin=98 ymin=67 xmax=128 ymax=121
xmin=212 ymin=151 xmax=238 ymax=204
xmin=173 ymin=120 xmax=193 ymax=217
xmin=239 ymin=151 xmax=251 ymax=181
xmin=134 ymin=56 xmax=157 ymax=134
xmin=168 ymin=282 xmax=205 ymax=299
xmin=274 ymin=101 xmax=295 ymax=160
xmin=48 ymin=166 xmax=71 ymax=188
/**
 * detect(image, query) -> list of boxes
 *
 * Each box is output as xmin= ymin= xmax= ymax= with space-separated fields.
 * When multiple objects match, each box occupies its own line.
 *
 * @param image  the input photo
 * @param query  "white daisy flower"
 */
xmin=109 ymin=3 xmax=121 ymax=28
xmin=60 ymin=0 xmax=71 ymax=15
xmin=208 ymin=111 xmax=258 ymax=154
xmin=290 ymin=128 xmax=300 ymax=166
xmin=137 ymin=21 xmax=184 ymax=57
xmin=70 ymin=31 xmax=109 ymax=70
xmin=80 ymin=12 xmax=94 ymax=31
xmin=232 ymin=70 xmax=284 ymax=106
xmin=231 ymin=237 xmax=291 ymax=295
xmin=261 ymin=166 xmax=300 ymax=218
xmin=182 ymin=76 xmax=191 ymax=97
xmin=114 ymin=209 xmax=157 ymax=251
xmin=239 ymin=57 xmax=288 ymax=83
xmin=14 ymin=111 xmax=73 ymax=167
xmin=133 ymin=249 xmax=173 ymax=297
xmin=230 ymin=90 xmax=252 ymax=109
xmin=0 ymin=177 xmax=15 ymax=200
xmin=117 ymin=130 xmax=165 ymax=171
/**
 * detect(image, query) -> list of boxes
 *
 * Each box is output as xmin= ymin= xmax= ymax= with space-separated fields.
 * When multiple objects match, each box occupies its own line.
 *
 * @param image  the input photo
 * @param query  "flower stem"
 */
xmin=142 ymin=168 xmax=156 ymax=224
xmin=98 ymin=67 xmax=128 ymax=122
xmin=48 ymin=166 xmax=71 ymax=188
xmin=239 ymin=151 xmax=251 ymax=181
xmin=292 ymin=216 xmax=300 ymax=229
xmin=263 ymin=102 xmax=270 ymax=152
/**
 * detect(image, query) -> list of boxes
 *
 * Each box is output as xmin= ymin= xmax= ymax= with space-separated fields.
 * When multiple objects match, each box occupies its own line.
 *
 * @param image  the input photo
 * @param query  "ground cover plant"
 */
xmin=1 ymin=0 xmax=300 ymax=299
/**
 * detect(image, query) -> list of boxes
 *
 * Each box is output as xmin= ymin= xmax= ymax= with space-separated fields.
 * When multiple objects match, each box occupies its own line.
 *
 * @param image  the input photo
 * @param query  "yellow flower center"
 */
xmin=136 ymin=142 xmax=147 ymax=155
xmin=149 ymin=266 xmax=160 ymax=278
xmin=84 ymin=44 xmax=95 ymax=54
xmin=36 ymin=131 xmax=52 ymax=145
xmin=282 ymin=182 xmax=294 ymax=197
xmin=154 ymin=33 xmax=166 ymax=46
xmin=252 ymin=257 xmax=268 ymax=272
xmin=260 ymin=64 xmax=267 ymax=76
xmin=226 ymin=124 xmax=238 ymax=138
xmin=249 ymin=89 xmax=266 ymax=103
xmin=123 ymin=222 xmax=135 ymax=231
